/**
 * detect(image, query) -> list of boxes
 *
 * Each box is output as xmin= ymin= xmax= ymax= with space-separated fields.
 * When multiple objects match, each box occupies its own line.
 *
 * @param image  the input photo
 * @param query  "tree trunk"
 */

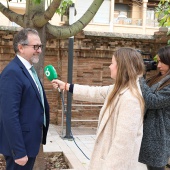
xmin=34 ymin=26 xmax=47 ymax=82
xmin=33 ymin=145 xmax=45 ymax=170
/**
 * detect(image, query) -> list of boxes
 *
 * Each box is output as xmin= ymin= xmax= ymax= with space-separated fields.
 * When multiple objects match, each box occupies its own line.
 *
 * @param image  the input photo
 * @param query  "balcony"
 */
xmin=113 ymin=18 xmax=159 ymax=27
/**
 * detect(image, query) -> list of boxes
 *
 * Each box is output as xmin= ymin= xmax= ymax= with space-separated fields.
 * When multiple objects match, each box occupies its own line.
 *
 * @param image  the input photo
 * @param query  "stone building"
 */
xmin=0 ymin=0 xmax=160 ymax=35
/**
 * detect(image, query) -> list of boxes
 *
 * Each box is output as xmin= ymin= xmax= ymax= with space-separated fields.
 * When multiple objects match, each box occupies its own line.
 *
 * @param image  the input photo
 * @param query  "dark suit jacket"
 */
xmin=0 ymin=56 xmax=49 ymax=159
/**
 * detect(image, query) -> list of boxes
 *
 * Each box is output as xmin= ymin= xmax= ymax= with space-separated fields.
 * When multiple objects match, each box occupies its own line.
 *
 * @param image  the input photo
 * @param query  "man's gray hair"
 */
xmin=13 ymin=28 xmax=39 ymax=53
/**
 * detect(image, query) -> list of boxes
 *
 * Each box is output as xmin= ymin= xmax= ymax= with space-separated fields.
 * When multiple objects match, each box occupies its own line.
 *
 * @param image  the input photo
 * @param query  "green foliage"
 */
xmin=155 ymin=0 xmax=170 ymax=45
xmin=7 ymin=0 xmax=73 ymax=16
xmin=155 ymin=0 xmax=170 ymax=27
xmin=153 ymin=55 xmax=158 ymax=63
xmin=167 ymin=38 xmax=170 ymax=45
xmin=33 ymin=0 xmax=41 ymax=4
xmin=29 ymin=0 xmax=74 ymax=17
xmin=56 ymin=0 xmax=73 ymax=16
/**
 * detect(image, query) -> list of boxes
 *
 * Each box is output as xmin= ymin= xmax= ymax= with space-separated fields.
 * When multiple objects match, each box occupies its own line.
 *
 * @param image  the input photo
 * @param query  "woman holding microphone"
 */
xmin=52 ymin=47 xmax=145 ymax=170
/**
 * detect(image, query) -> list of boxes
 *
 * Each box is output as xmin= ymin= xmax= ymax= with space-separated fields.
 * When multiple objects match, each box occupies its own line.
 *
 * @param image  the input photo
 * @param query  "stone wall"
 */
xmin=0 ymin=28 xmax=169 ymax=127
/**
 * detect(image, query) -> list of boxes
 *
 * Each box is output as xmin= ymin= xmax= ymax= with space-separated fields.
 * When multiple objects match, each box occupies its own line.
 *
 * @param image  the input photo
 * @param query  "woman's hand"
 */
xmin=52 ymin=79 xmax=69 ymax=91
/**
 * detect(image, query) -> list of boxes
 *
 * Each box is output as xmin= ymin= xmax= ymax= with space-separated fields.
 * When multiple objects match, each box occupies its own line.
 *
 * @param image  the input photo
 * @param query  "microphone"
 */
xmin=44 ymin=65 xmax=58 ymax=81
xmin=44 ymin=65 xmax=61 ymax=92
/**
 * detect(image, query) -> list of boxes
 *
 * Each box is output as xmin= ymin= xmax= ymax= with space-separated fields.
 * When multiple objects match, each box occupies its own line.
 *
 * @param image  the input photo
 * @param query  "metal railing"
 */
xmin=60 ymin=103 xmax=101 ymax=136
xmin=113 ymin=18 xmax=159 ymax=27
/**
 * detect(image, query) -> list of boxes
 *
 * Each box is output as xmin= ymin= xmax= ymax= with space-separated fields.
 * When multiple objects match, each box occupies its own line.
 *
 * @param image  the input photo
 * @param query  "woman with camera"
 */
xmin=139 ymin=46 xmax=170 ymax=170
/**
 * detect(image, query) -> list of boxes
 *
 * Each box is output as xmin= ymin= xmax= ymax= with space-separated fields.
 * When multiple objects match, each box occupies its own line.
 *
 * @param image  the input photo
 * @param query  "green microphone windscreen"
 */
xmin=44 ymin=65 xmax=58 ymax=81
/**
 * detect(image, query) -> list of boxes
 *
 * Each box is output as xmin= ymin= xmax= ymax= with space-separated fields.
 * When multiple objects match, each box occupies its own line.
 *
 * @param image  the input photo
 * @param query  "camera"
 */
xmin=143 ymin=59 xmax=157 ymax=71
xmin=137 ymin=50 xmax=157 ymax=71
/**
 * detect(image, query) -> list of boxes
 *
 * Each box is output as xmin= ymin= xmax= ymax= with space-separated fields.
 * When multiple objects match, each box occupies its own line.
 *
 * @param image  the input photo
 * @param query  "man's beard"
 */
xmin=31 ymin=55 xmax=39 ymax=64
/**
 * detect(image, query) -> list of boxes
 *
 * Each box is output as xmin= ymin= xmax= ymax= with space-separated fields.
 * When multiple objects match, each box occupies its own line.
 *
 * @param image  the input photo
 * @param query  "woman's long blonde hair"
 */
xmin=107 ymin=47 xmax=145 ymax=113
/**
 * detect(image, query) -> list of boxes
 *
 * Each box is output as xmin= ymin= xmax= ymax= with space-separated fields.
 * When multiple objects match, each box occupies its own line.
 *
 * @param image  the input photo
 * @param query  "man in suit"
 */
xmin=0 ymin=28 xmax=49 ymax=170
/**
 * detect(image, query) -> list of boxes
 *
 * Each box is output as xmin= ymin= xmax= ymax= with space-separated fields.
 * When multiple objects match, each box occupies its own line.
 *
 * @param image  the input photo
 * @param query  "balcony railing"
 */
xmin=146 ymin=19 xmax=159 ymax=27
xmin=113 ymin=18 xmax=159 ymax=27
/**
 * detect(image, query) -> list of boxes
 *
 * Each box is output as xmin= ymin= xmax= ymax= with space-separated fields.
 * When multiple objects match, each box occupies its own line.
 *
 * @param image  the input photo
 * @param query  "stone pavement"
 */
xmin=43 ymin=124 xmax=147 ymax=170
xmin=43 ymin=124 xmax=96 ymax=169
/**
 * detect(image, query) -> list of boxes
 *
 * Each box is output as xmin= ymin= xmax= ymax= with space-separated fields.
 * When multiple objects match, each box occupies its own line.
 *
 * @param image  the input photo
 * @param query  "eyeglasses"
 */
xmin=22 ymin=44 xmax=43 ymax=50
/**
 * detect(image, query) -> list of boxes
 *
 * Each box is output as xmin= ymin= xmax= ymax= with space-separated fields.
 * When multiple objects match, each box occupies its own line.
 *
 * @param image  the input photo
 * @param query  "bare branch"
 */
xmin=46 ymin=0 xmax=104 ymax=38
xmin=0 ymin=2 xmax=24 ymax=27
xmin=46 ymin=22 xmax=84 ymax=39
xmin=33 ymin=0 xmax=62 ymax=27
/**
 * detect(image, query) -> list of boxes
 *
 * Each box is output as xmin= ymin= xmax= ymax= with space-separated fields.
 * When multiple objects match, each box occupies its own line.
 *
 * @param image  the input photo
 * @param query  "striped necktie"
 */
xmin=30 ymin=66 xmax=46 ymax=126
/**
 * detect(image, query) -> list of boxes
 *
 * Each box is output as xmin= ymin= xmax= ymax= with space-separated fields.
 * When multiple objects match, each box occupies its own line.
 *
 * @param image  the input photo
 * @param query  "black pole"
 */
xmin=65 ymin=36 xmax=74 ymax=139
xmin=64 ymin=3 xmax=75 ymax=139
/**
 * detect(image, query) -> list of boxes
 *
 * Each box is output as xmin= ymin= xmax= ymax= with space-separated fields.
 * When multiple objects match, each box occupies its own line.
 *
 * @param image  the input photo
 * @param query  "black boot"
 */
xmin=147 ymin=165 xmax=165 ymax=170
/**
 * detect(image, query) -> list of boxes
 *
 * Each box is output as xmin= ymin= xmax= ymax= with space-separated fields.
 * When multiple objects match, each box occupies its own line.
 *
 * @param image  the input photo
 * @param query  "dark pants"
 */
xmin=147 ymin=165 xmax=165 ymax=170
xmin=4 ymin=156 xmax=36 ymax=170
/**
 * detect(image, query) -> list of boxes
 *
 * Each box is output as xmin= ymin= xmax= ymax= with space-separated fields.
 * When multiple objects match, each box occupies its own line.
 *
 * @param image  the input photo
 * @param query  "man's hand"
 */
xmin=15 ymin=156 xmax=28 ymax=166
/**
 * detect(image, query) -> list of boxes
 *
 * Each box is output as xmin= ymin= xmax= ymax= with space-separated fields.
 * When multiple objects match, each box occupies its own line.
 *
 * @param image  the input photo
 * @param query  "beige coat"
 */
xmin=73 ymin=81 xmax=143 ymax=170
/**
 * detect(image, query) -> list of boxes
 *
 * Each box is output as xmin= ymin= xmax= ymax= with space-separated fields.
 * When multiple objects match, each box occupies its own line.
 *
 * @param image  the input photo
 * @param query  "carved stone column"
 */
xmin=142 ymin=0 xmax=148 ymax=34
